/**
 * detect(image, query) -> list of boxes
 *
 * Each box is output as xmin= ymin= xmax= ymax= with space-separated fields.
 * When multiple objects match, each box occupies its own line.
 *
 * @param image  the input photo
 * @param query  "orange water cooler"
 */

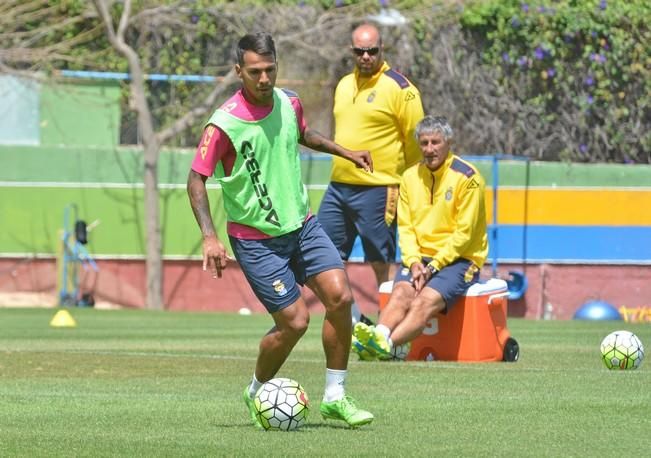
xmin=378 ymin=278 xmax=519 ymax=362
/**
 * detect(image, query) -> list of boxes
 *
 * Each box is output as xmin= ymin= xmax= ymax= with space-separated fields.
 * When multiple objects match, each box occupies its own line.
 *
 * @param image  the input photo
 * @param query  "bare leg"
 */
xmin=351 ymin=261 xmax=397 ymax=325
xmin=377 ymin=281 xmax=416 ymax=330
xmin=306 ymin=268 xmax=354 ymax=370
xmin=253 ymin=299 xmax=310 ymax=382
xmin=369 ymin=261 xmax=398 ymax=287
xmin=389 ymin=287 xmax=446 ymax=345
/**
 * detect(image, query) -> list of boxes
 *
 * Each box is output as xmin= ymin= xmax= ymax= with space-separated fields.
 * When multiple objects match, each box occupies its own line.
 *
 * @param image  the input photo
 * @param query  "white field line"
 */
xmin=5 ymin=348 xmax=647 ymax=374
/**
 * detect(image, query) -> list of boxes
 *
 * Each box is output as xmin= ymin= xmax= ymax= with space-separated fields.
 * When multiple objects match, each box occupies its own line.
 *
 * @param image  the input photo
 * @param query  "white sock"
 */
xmin=351 ymin=302 xmax=362 ymax=325
xmin=247 ymin=373 xmax=263 ymax=399
xmin=376 ymin=324 xmax=391 ymax=340
xmin=376 ymin=324 xmax=393 ymax=350
xmin=323 ymin=368 xmax=347 ymax=402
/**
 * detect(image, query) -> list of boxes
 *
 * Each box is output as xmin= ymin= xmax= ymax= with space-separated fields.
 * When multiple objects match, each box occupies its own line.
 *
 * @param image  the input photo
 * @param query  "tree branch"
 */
xmin=158 ymin=69 xmax=239 ymax=144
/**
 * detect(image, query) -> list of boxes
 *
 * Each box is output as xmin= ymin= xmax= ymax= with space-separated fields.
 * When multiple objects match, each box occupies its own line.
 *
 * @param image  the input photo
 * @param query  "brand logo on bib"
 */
xmin=241 ymin=140 xmax=280 ymax=227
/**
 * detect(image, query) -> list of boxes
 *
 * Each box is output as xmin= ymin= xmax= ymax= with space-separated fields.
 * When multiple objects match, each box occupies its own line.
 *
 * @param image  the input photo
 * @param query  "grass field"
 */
xmin=1 ymin=308 xmax=649 ymax=457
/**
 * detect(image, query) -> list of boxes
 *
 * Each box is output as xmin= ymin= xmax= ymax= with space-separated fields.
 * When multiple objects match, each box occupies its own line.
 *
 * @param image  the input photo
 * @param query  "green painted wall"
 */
xmin=1 ymin=145 xmax=190 ymax=184
xmin=0 ymin=145 xmax=331 ymax=186
xmin=1 ymin=146 xmax=649 ymax=257
xmin=481 ymin=160 xmax=651 ymax=188
xmin=3 ymin=146 xmax=650 ymax=187
xmin=0 ymin=185 xmax=325 ymax=257
xmin=40 ymin=81 xmax=121 ymax=148
xmin=0 ymin=186 xmax=221 ymax=257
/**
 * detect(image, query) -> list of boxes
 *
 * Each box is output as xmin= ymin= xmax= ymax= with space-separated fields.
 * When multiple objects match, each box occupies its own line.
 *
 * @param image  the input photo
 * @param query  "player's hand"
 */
xmin=202 ymin=235 xmax=229 ymax=278
xmin=410 ymin=262 xmax=428 ymax=292
xmin=348 ymin=150 xmax=373 ymax=173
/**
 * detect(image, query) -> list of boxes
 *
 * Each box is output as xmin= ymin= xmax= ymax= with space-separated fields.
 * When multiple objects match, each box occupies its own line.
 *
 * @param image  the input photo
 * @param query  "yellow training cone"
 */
xmin=50 ymin=309 xmax=77 ymax=328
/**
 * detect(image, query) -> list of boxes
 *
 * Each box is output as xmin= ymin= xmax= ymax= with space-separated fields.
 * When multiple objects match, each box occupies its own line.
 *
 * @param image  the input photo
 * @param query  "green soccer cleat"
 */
xmin=353 ymin=322 xmax=392 ymax=360
xmin=351 ymin=335 xmax=377 ymax=361
xmin=242 ymin=386 xmax=263 ymax=429
xmin=320 ymin=395 xmax=374 ymax=427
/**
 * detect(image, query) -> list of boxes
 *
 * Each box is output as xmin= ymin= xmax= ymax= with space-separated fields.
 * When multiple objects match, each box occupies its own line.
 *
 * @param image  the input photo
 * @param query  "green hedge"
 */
xmin=460 ymin=0 xmax=651 ymax=162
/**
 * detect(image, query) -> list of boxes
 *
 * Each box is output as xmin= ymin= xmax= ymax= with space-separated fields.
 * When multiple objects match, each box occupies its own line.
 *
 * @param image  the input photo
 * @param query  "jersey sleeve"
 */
xmin=397 ymin=171 xmax=422 ymax=268
xmin=289 ymin=94 xmax=307 ymax=136
xmin=190 ymin=124 xmax=232 ymax=177
xmin=397 ymin=85 xmax=425 ymax=169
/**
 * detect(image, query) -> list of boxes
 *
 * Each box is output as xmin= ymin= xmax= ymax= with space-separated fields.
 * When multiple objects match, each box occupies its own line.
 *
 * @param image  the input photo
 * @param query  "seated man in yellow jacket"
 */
xmin=353 ymin=115 xmax=488 ymax=360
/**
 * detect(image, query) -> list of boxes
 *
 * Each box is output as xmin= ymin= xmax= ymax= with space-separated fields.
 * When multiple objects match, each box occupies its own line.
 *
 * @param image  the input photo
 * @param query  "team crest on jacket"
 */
xmin=367 ymin=90 xmax=377 ymax=103
xmin=445 ymin=187 xmax=453 ymax=201
xmin=272 ymin=279 xmax=288 ymax=297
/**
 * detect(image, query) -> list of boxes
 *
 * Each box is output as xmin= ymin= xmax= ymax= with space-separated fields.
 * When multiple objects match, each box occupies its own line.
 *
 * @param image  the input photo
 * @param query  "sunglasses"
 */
xmin=352 ymin=46 xmax=380 ymax=57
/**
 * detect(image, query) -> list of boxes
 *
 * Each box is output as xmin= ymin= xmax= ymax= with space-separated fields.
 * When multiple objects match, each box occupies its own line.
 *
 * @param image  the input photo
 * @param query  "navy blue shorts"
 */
xmin=393 ymin=258 xmax=480 ymax=310
xmin=317 ymin=182 xmax=397 ymax=263
xmin=229 ymin=216 xmax=344 ymax=314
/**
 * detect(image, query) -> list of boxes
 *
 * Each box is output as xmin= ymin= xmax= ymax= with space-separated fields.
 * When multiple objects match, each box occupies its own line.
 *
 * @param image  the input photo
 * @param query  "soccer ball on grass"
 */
xmin=600 ymin=330 xmax=644 ymax=370
xmin=254 ymin=378 xmax=309 ymax=431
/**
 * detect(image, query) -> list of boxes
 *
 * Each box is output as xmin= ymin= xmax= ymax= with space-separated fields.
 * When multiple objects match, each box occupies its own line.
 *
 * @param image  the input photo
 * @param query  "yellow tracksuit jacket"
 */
xmin=398 ymin=154 xmax=488 ymax=271
xmin=331 ymin=62 xmax=424 ymax=186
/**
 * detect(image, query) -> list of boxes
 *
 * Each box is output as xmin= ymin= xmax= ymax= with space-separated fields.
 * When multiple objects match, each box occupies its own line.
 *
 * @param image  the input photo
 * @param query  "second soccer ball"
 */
xmin=600 ymin=330 xmax=644 ymax=370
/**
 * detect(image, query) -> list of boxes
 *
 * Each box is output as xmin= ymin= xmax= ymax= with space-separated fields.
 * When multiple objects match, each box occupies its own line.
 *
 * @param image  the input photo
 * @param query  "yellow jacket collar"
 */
xmin=428 ymin=153 xmax=454 ymax=178
xmin=354 ymin=61 xmax=390 ymax=86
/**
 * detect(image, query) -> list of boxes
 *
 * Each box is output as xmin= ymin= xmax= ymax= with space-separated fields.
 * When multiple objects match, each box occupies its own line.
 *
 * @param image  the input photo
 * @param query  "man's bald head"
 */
xmin=351 ymin=23 xmax=382 ymax=47
xmin=350 ymin=23 xmax=383 ymax=76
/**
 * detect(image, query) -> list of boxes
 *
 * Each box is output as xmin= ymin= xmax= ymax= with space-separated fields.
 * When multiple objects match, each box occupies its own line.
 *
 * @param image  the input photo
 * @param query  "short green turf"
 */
xmin=1 ymin=308 xmax=649 ymax=457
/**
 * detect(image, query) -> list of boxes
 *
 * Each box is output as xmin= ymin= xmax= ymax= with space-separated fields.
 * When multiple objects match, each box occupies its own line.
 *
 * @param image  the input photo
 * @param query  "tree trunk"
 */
xmin=143 ymin=140 xmax=163 ymax=310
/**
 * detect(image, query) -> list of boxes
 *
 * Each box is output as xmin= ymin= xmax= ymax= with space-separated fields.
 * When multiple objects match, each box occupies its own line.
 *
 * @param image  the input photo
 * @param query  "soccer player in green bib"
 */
xmin=187 ymin=32 xmax=374 ymax=428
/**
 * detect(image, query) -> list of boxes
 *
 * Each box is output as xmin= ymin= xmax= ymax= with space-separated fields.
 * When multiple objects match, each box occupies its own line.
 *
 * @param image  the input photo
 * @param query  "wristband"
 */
xmin=426 ymin=264 xmax=438 ymax=276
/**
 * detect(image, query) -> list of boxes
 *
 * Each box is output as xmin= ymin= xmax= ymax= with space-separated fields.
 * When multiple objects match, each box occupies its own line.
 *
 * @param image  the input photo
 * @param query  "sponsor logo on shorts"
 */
xmin=272 ymin=279 xmax=288 ymax=296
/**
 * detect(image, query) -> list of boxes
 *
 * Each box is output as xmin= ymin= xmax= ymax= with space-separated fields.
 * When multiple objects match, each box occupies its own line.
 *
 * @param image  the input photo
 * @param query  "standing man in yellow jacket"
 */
xmin=317 ymin=22 xmax=424 ymax=326
xmin=353 ymin=115 xmax=488 ymax=360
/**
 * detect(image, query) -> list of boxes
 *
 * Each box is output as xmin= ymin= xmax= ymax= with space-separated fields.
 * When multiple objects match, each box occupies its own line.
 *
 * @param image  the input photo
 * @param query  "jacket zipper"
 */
xmin=430 ymin=174 xmax=435 ymax=204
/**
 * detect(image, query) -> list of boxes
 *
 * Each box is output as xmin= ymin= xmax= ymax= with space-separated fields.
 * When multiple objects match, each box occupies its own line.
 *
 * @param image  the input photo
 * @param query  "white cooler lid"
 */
xmin=379 ymin=278 xmax=508 ymax=296
xmin=465 ymin=278 xmax=508 ymax=296
xmin=379 ymin=281 xmax=394 ymax=294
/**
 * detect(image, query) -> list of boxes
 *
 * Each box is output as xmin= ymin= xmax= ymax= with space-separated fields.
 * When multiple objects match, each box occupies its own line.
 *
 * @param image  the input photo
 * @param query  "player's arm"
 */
xmin=187 ymin=125 xmax=229 ymax=278
xmin=187 ymin=170 xmax=216 ymax=240
xmin=287 ymin=91 xmax=372 ymax=171
xmin=187 ymin=170 xmax=228 ymax=279
xmin=300 ymin=126 xmax=373 ymax=173
xmin=289 ymin=90 xmax=371 ymax=171
xmin=397 ymin=176 xmax=420 ymax=269
xmin=396 ymin=174 xmax=428 ymax=290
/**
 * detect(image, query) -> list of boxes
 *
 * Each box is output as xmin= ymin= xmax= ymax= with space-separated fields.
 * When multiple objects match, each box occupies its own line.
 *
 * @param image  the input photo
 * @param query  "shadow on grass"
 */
xmin=219 ymin=420 xmax=362 ymax=431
